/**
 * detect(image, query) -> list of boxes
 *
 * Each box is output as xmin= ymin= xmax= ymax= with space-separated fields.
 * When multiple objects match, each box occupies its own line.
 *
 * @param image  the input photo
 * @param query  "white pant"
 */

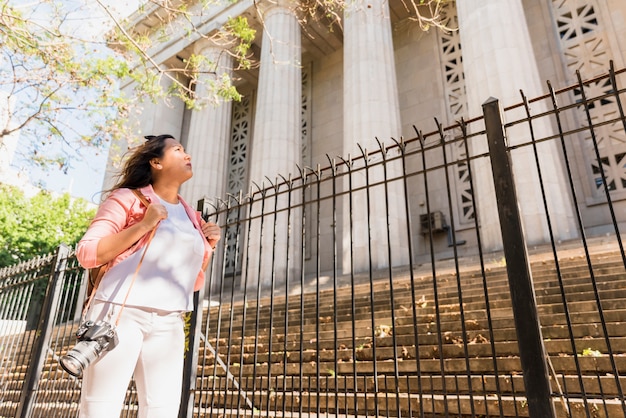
xmin=79 ymin=301 xmax=186 ymax=418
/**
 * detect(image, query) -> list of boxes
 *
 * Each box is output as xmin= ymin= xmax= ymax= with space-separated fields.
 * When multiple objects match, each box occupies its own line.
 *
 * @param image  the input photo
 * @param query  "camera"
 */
xmin=59 ymin=320 xmax=119 ymax=377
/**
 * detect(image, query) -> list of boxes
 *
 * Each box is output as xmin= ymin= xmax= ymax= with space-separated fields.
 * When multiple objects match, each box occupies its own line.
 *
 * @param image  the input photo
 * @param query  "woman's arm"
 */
xmin=94 ymin=204 xmax=165 ymax=265
xmin=76 ymin=190 xmax=167 ymax=268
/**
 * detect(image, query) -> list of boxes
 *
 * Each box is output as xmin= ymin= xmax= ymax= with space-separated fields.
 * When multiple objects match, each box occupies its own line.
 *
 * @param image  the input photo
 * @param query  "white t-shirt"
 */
xmin=95 ymin=198 xmax=205 ymax=312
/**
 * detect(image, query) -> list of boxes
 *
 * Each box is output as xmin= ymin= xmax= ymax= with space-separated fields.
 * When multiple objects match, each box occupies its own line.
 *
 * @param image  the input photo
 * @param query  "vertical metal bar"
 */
xmin=436 ymin=120 xmax=475 ymax=417
xmin=299 ymin=166 xmax=317 ymax=417
xmin=265 ymin=179 xmax=280 ymax=416
xmin=415 ymin=130 xmax=449 ymax=416
xmin=197 ymin=199 xmax=221 ymax=417
xmin=453 ymin=374 xmax=461 ymax=417
xmin=376 ymin=139 xmax=401 ymax=417
xmin=219 ymin=199 xmax=238 ymax=416
xmin=313 ymin=164 xmax=322 ymax=418
xmin=337 ymin=155 xmax=359 ymax=418
xmin=429 ymin=374 xmax=435 ymax=414
xmin=25 ymin=262 xmax=61 ymax=414
xmin=250 ymin=188 xmax=267 ymax=415
xmin=357 ymin=144 xmax=380 ymax=417
xmin=298 ymin=169 xmax=308 ymax=417
xmin=221 ymin=196 xmax=244 ymax=417
xmin=307 ymin=369 xmax=312 ymax=415
xmin=363 ymin=375 xmax=368 ymax=415
xmin=179 ymin=199 xmax=217 ymax=418
xmin=17 ymin=244 xmax=70 ymax=418
xmin=279 ymin=175 xmax=293 ymax=417
xmin=296 ymin=172 xmax=308 ymax=416
xmin=228 ymin=192 xmax=249 ymax=416
xmin=342 ymin=373 xmax=348 ymax=416
xmin=559 ymin=372 xmax=571 ymax=415
xmin=206 ymin=203 xmax=229 ymax=414
xmin=406 ymin=375 xmax=413 ymax=418
xmin=24 ymin=257 xmax=58 ymax=414
xmin=327 ymin=157 xmax=339 ymax=416
xmin=292 ymin=375 xmax=297 ymax=416
xmin=511 ymin=373 xmax=520 ymax=417
xmin=273 ymin=375 xmax=279 ymax=413
xmin=179 ymin=288 xmax=205 ymax=418
xmin=482 ymin=97 xmax=556 ymax=418
xmin=596 ymin=370 xmax=610 ymax=418
xmin=56 ymin=263 xmax=82 ymax=414
xmin=324 ymin=375 xmax=330 ymax=412
xmin=235 ymin=192 xmax=255 ymax=416
xmin=392 ymin=135 xmax=423 ymax=418
xmin=384 ymin=374 xmax=390 ymax=416
xmin=459 ymin=118 xmax=505 ymax=417
xmin=479 ymin=373 xmax=488 ymax=417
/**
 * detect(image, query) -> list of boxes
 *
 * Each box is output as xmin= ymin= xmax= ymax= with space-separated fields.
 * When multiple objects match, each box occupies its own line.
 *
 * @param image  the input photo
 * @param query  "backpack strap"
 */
xmin=132 ymin=188 xmax=150 ymax=207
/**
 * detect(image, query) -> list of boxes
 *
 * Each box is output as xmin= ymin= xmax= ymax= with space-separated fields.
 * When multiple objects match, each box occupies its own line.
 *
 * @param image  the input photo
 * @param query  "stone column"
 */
xmin=343 ymin=0 xmax=401 ymax=152
xmin=180 ymin=41 xmax=233 ymax=207
xmin=247 ymin=2 xmax=302 ymax=289
xmin=342 ymin=0 xmax=408 ymax=273
xmin=457 ymin=0 xmax=577 ymax=250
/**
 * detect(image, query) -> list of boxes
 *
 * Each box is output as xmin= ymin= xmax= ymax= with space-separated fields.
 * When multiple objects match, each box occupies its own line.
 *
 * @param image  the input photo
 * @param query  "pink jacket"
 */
xmin=76 ymin=185 xmax=213 ymax=291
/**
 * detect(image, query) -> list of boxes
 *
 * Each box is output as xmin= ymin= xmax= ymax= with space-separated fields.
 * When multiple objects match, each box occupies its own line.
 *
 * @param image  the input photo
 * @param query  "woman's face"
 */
xmin=154 ymin=138 xmax=193 ymax=183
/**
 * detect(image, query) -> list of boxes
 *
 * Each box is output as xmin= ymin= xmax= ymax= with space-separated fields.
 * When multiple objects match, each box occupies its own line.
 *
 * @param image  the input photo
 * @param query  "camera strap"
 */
xmin=82 ymin=189 xmax=158 ymax=326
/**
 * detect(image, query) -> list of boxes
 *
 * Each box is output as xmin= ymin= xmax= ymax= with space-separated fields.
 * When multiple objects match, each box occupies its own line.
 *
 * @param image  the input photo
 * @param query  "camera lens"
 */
xmin=59 ymin=341 xmax=101 ymax=377
xmin=59 ymin=354 xmax=87 ymax=377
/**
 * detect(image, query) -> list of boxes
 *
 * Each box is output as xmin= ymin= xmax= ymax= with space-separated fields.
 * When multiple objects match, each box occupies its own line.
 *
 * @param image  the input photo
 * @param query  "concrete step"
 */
xmin=196 ymin=354 xmax=626 ymax=378
xmin=203 ymin=268 xmax=626 ymax=331
xmin=194 ymin=387 xmax=624 ymax=418
xmin=200 ymin=335 xmax=626 ymax=363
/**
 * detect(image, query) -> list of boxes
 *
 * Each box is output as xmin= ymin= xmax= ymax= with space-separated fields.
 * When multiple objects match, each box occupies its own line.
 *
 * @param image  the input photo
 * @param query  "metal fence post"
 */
xmin=16 ymin=244 xmax=70 ymax=418
xmin=482 ymin=97 xmax=556 ymax=418
xmin=178 ymin=197 xmax=210 ymax=418
xmin=179 ymin=288 xmax=205 ymax=418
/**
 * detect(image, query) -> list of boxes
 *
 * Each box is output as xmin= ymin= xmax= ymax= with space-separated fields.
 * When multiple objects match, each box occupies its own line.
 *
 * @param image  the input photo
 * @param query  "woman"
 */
xmin=74 ymin=134 xmax=221 ymax=418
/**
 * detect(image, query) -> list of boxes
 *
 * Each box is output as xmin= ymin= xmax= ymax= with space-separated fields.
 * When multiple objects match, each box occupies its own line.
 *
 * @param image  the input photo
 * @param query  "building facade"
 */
xmin=104 ymin=0 xmax=626 ymax=285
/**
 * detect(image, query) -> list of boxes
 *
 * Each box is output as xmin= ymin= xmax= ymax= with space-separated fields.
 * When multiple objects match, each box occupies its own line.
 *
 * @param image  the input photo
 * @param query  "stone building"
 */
xmin=103 ymin=0 xmax=626 ymax=285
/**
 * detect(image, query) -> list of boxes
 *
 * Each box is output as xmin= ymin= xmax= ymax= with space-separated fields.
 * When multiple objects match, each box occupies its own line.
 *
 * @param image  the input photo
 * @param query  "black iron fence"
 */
xmin=1 ymin=63 xmax=626 ymax=418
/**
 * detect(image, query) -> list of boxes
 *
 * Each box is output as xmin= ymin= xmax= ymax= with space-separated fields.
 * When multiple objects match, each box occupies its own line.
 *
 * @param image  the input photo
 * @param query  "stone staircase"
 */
xmin=195 ymin=241 xmax=626 ymax=417
xmin=1 ymin=239 xmax=625 ymax=417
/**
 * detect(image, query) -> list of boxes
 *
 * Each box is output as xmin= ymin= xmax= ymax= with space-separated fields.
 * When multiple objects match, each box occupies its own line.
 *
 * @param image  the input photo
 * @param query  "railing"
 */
xmin=1 ymin=63 xmax=626 ymax=417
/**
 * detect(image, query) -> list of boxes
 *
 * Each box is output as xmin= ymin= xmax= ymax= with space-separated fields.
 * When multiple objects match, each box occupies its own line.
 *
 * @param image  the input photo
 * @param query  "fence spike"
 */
xmin=356 ymin=143 xmax=368 ymax=161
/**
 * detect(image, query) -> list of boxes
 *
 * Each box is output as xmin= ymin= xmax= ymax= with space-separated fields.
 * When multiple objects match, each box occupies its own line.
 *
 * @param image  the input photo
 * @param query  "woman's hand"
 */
xmin=141 ymin=203 xmax=168 ymax=229
xmin=201 ymin=222 xmax=221 ymax=250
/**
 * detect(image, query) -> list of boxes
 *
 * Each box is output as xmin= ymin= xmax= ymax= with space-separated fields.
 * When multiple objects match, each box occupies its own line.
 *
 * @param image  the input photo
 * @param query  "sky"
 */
xmin=9 ymin=0 xmax=142 ymax=204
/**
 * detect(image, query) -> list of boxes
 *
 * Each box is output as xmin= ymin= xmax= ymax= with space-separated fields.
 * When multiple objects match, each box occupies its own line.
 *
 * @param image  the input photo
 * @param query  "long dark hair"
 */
xmin=110 ymin=134 xmax=175 ymax=191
